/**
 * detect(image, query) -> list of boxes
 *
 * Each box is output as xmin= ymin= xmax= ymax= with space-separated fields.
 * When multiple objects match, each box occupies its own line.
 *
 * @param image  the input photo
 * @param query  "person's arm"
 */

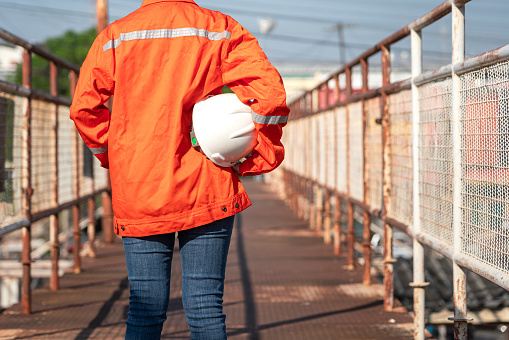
xmin=70 ymin=30 xmax=115 ymax=169
xmin=221 ymin=21 xmax=290 ymax=176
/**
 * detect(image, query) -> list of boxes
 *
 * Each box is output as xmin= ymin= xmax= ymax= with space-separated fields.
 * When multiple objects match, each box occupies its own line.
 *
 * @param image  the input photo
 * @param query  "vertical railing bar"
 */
xmin=324 ymin=190 xmax=331 ymax=245
xmin=410 ymin=28 xmax=429 ymax=340
xmin=49 ymin=61 xmax=60 ymax=291
xmin=345 ymin=66 xmax=355 ymax=271
xmin=450 ymin=2 xmax=470 ymax=339
xmin=361 ymin=58 xmax=372 ymax=285
xmin=21 ymin=49 xmax=32 ymax=315
xmin=334 ymin=194 xmax=342 ymax=255
xmin=308 ymin=112 xmax=315 ymax=231
xmin=303 ymin=119 xmax=309 ymax=222
xmin=88 ymin=197 xmax=96 ymax=258
xmin=309 ymin=91 xmax=313 ymax=114
xmin=334 ymin=74 xmax=341 ymax=104
xmin=297 ymin=175 xmax=300 ymax=210
xmin=333 ymin=74 xmax=342 ymax=255
xmin=381 ymin=45 xmax=396 ymax=311
xmin=315 ymin=113 xmax=323 ymax=237
xmin=323 ymin=82 xmax=331 ymax=245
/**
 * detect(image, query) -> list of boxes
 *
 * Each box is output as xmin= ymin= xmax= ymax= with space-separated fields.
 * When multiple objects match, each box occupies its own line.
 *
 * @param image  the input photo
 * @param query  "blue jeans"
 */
xmin=122 ymin=216 xmax=235 ymax=340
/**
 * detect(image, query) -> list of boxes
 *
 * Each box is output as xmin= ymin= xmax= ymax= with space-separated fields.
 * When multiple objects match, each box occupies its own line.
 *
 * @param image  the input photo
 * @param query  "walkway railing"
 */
xmin=264 ymin=1 xmax=509 ymax=339
xmin=0 ymin=29 xmax=112 ymax=314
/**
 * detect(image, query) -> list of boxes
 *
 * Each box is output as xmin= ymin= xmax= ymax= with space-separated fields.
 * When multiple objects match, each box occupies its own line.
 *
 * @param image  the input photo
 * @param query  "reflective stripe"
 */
xmin=251 ymin=112 xmax=288 ymax=125
xmin=90 ymin=146 xmax=108 ymax=155
xmin=103 ymin=28 xmax=231 ymax=51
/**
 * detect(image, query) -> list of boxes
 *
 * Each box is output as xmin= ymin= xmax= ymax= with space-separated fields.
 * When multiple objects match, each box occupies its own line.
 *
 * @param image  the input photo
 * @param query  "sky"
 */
xmin=0 ymin=0 xmax=508 ymax=75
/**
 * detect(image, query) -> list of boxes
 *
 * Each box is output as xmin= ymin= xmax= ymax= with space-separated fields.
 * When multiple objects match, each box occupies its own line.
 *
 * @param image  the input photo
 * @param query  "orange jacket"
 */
xmin=70 ymin=0 xmax=289 ymax=237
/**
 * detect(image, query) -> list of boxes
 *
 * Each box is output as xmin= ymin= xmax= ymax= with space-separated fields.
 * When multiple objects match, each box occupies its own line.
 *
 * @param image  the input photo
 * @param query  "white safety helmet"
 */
xmin=191 ymin=93 xmax=258 ymax=167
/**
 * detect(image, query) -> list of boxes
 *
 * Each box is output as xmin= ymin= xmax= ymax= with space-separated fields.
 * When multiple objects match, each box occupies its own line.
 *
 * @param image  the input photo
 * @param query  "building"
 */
xmin=0 ymin=40 xmax=23 ymax=81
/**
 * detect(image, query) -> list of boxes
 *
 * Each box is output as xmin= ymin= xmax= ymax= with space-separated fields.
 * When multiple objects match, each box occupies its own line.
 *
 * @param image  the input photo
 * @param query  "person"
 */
xmin=70 ymin=0 xmax=289 ymax=339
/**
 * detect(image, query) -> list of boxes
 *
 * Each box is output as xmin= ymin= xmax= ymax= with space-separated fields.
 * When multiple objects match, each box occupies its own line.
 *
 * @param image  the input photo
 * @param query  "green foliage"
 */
xmin=222 ymin=86 xmax=233 ymax=93
xmin=11 ymin=27 xmax=97 ymax=97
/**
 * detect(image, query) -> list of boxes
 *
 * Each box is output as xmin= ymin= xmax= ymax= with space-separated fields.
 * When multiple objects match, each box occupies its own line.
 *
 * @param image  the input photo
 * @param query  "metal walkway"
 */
xmin=0 ymin=180 xmax=414 ymax=339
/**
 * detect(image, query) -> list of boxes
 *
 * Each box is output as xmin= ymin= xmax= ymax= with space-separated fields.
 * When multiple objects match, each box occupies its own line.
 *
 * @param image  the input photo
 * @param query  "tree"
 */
xmin=11 ymin=27 xmax=97 ymax=97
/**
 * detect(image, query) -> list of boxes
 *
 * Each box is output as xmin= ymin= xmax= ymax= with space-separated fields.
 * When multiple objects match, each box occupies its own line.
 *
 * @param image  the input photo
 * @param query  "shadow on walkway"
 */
xmin=0 ymin=179 xmax=414 ymax=340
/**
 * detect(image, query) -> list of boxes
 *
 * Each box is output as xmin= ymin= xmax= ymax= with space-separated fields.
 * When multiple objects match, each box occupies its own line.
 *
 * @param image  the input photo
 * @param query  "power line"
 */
xmin=0 ymin=1 xmax=505 ymax=46
xmin=0 ymin=1 xmax=94 ymax=19
xmin=263 ymin=32 xmax=450 ymax=57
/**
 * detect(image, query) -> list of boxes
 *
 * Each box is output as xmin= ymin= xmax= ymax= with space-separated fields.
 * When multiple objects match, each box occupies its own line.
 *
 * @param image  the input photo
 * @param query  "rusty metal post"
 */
xmin=346 ymin=201 xmax=355 ymax=271
xmin=324 ymin=190 xmax=331 ymax=244
xmin=333 ymin=74 xmax=340 ymax=103
xmin=70 ymin=70 xmax=77 ymax=99
xmin=315 ymin=186 xmax=323 ymax=236
xmin=21 ymin=50 xmax=32 ymax=314
xmin=308 ymin=91 xmax=313 ymax=114
xmin=362 ymin=209 xmax=371 ymax=285
xmin=309 ymin=182 xmax=315 ymax=230
xmin=72 ymin=204 xmax=81 ymax=273
xmin=322 ymin=83 xmax=331 ymax=245
xmin=451 ymin=2 xmax=469 ymax=339
xmin=333 ymin=194 xmax=342 ymax=255
xmin=332 ymin=74 xmax=341 ymax=254
xmin=361 ymin=58 xmax=372 ymax=285
xmin=88 ymin=197 xmax=96 ymax=258
xmin=49 ymin=61 xmax=60 ymax=291
xmin=383 ymin=223 xmax=394 ymax=309
xmin=96 ymin=0 xmax=109 ymax=34
xmin=381 ymin=45 xmax=397 ymax=311
xmin=345 ymin=66 xmax=355 ymax=270
xmin=362 ymin=210 xmax=372 ymax=285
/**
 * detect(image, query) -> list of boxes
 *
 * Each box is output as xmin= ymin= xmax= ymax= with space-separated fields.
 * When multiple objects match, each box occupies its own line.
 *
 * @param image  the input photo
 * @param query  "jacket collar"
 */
xmin=141 ymin=0 xmax=197 ymax=6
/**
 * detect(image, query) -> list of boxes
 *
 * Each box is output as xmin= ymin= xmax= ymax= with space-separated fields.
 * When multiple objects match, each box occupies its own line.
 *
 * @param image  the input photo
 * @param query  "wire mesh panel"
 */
xmin=58 ymin=105 xmax=75 ymax=204
xmin=387 ymin=90 xmax=413 ymax=226
xmin=31 ymin=99 xmax=57 ymax=214
xmin=0 ymin=93 xmax=25 ymax=226
xmin=419 ymin=78 xmax=454 ymax=246
xmin=365 ymin=97 xmax=383 ymax=211
xmin=460 ymin=60 xmax=509 ymax=273
xmin=348 ymin=101 xmax=364 ymax=201
xmin=336 ymin=106 xmax=348 ymax=194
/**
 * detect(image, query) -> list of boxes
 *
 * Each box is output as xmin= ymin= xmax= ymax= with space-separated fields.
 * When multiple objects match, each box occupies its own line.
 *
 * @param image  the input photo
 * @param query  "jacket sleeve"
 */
xmin=221 ymin=21 xmax=290 ymax=176
xmin=70 ymin=29 xmax=115 ymax=169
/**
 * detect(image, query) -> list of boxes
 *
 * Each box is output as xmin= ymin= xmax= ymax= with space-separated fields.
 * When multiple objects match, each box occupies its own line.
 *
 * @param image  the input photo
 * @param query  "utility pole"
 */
xmin=97 ymin=0 xmax=108 ymax=34
xmin=327 ymin=22 xmax=356 ymax=67
xmin=96 ymin=0 xmax=114 ymax=244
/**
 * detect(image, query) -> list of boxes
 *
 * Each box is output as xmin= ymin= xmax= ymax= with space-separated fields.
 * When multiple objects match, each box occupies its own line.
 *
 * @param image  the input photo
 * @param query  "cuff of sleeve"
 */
xmin=238 ymin=157 xmax=267 ymax=177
